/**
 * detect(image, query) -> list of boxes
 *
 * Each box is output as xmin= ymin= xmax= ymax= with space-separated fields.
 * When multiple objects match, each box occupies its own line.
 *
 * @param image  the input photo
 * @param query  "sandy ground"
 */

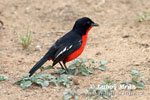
xmin=0 ymin=0 xmax=150 ymax=100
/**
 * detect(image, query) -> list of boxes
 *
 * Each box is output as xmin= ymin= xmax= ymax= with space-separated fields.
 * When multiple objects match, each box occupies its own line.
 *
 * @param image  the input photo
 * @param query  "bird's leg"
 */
xmin=62 ymin=61 xmax=69 ymax=73
xmin=59 ymin=62 xmax=65 ymax=69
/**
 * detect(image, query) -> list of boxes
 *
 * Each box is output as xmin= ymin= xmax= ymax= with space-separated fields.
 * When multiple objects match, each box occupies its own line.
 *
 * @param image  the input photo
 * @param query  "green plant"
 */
xmin=98 ymin=60 xmax=107 ymax=71
xmin=135 ymin=13 xmax=150 ymax=22
xmin=0 ymin=75 xmax=8 ymax=81
xmin=40 ymin=65 xmax=54 ymax=71
xmin=57 ymin=59 xmax=107 ymax=76
xmin=52 ymin=74 xmax=74 ymax=88
xmin=121 ymin=69 xmax=146 ymax=89
xmin=84 ymin=79 xmax=116 ymax=100
xmin=15 ymin=73 xmax=74 ymax=89
xmin=15 ymin=29 xmax=31 ymax=49
xmin=15 ymin=59 xmax=107 ymax=89
xmin=63 ymin=87 xmax=79 ymax=100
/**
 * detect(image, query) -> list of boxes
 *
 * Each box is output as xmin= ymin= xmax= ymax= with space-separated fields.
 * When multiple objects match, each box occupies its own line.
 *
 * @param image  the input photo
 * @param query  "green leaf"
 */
xmin=26 ymin=31 xmax=30 ymax=37
xmin=39 ymin=73 xmax=50 ymax=76
xmin=0 ymin=75 xmax=8 ymax=81
xmin=90 ymin=59 xmax=97 ymax=63
xmin=100 ymin=60 xmax=108 ymax=65
xmin=47 ymin=74 xmax=56 ymax=80
xmin=65 ymin=82 xmax=73 ymax=88
xmin=141 ymin=79 xmax=146 ymax=84
xmin=80 ymin=64 xmax=86 ymax=68
xmin=99 ymin=65 xmax=106 ymax=71
xmin=103 ymin=94 xmax=111 ymax=99
xmin=104 ymin=79 xmax=111 ymax=84
xmin=36 ymin=79 xmax=50 ymax=87
xmin=59 ymin=74 xmax=70 ymax=80
xmin=15 ymin=80 xmax=23 ymax=85
xmin=31 ymin=76 xmax=37 ymax=82
xmin=87 ymin=68 xmax=94 ymax=74
xmin=75 ymin=95 xmax=79 ymax=100
xmin=82 ymin=59 xmax=89 ymax=63
xmin=82 ymin=70 xmax=89 ymax=76
xmin=85 ymin=88 xmax=96 ymax=95
xmin=71 ymin=59 xmax=81 ymax=65
xmin=21 ymin=36 xmax=26 ymax=42
xmin=56 ymin=74 xmax=74 ymax=88
xmin=36 ymin=79 xmax=44 ymax=85
xmin=22 ymin=74 xmax=30 ymax=80
xmin=136 ymin=82 xmax=144 ymax=89
xmin=131 ymin=80 xmax=137 ymax=85
xmin=41 ymin=81 xmax=49 ymax=87
xmin=50 ymin=79 xmax=60 ymax=87
xmin=69 ymin=65 xmax=76 ymax=70
xmin=63 ymin=95 xmax=72 ymax=100
xmin=40 ymin=65 xmax=54 ymax=71
xmin=63 ymin=89 xmax=71 ymax=95
xmin=20 ymin=81 xmax=32 ymax=89
xmin=38 ymin=73 xmax=53 ymax=79
xmin=74 ymin=87 xmax=80 ymax=92
xmin=130 ymin=70 xmax=139 ymax=75
xmin=57 ymin=69 xmax=66 ymax=74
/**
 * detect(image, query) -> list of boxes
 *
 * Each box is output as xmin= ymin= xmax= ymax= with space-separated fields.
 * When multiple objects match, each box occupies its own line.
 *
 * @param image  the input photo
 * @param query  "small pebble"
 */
xmin=122 ymin=35 xmax=129 ymax=38
xmin=35 ymin=45 xmax=42 ymax=51
xmin=69 ymin=78 xmax=80 ymax=85
xmin=95 ymin=52 xmax=101 ymax=56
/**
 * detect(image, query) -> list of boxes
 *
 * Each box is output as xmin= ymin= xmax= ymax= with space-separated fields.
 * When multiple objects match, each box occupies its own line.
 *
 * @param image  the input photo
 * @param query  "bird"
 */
xmin=29 ymin=17 xmax=99 ymax=77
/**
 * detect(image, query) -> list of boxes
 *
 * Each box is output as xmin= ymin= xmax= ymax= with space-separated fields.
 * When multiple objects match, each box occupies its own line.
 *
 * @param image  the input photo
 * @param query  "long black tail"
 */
xmin=29 ymin=50 xmax=54 ymax=77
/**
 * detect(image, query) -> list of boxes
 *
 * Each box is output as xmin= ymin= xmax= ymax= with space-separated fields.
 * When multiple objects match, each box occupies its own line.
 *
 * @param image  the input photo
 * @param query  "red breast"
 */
xmin=65 ymin=27 xmax=92 ymax=62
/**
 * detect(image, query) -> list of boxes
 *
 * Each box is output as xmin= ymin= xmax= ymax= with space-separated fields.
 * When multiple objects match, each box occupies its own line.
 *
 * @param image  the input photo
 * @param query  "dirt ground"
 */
xmin=0 ymin=0 xmax=150 ymax=100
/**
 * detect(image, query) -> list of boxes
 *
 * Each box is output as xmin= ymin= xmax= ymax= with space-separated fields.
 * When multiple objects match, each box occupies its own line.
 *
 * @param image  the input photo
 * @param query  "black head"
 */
xmin=72 ymin=17 xmax=99 ymax=33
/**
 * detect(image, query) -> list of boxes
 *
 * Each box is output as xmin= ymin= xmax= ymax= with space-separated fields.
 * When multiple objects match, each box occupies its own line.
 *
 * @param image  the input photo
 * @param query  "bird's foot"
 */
xmin=65 ymin=70 xmax=75 ymax=75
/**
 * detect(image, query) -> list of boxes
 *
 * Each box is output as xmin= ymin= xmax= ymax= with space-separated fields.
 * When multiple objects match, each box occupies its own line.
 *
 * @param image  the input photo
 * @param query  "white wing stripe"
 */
xmin=67 ymin=45 xmax=72 ymax=50
xmin=55 ymin=47 xmax=67 ymax=59
xmin=55 ymin=45 xmax=73 ymax=59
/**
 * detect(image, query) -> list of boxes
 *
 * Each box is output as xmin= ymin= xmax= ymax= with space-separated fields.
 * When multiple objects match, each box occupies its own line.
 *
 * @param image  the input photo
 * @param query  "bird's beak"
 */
xmin=91 ymin=23 xmax=99 ymax=27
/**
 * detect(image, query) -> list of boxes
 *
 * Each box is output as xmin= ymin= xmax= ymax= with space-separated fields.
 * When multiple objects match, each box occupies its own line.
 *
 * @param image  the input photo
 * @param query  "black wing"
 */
xmin=52 ymin=39 xmax=82 ymax=66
